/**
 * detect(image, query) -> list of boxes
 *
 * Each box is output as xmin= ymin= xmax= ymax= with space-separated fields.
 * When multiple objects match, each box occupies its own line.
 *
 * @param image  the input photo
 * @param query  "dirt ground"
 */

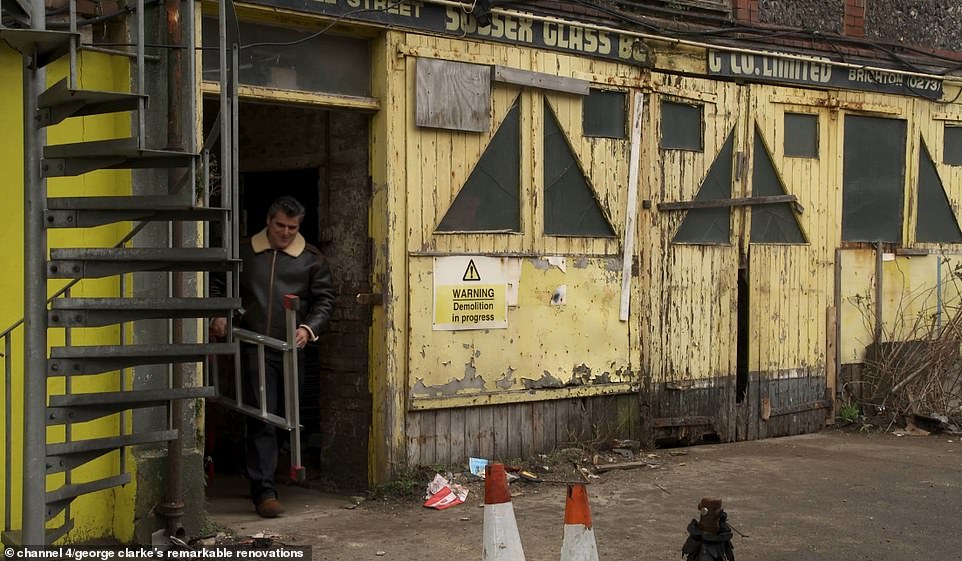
xmin=204 ymin=429 xmax=962 ymax=561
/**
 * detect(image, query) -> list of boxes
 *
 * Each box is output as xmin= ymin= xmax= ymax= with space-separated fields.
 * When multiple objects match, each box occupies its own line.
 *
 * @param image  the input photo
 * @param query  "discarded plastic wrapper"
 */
xmin=469 ymin=457 xmax=489 ymax=479
xmin=423 ymin=473 xmax=469 ymax=510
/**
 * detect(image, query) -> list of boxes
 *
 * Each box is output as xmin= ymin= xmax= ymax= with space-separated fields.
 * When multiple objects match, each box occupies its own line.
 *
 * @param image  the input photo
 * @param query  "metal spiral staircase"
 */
xmin=1 ymin=0 xmax=240 ymax=546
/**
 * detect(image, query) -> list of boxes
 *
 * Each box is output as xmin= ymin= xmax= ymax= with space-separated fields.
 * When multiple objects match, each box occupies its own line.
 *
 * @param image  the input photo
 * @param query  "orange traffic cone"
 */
xmin=482 ymin=463 xmax=526 ymax=561
xmin=560 ymin=483 xmax=599 ymax=561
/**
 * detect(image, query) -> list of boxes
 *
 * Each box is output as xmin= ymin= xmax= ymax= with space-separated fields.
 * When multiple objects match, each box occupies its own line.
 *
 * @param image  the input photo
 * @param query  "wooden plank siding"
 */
xmin=639 ymin=74 xmax=741 ymax=441
xmin=405 ymin=395 xmax=641 ymax=465
xmin=383 ymin=28 xmax=962 ymax=471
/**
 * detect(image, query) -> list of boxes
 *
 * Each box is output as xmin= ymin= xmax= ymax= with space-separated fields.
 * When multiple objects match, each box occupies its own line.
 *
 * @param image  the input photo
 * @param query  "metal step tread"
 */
xmin=50 ymin=342 xmax=236 ymax=359
xmin=49 ymin=386 xmax=217 ymax=408
xmin=50 ymin=247 xmax=229 ymax=260
xmin=49 ymin=297 xmax=241 ymax=327
xmin=47 ymin=429 xmax=179 ymax=456
xmin=48 ymin=248 xmax=237 ymax=278
xmin=43 ymin=138 xmax=196 ymax=176
xmin=47 ymin=387 xmax=218 ymax=424
xmin=46 ymin=473 xmax=130 ymax=504
xmin=51 ymin=296 xmax=240 ymax=311
xmin=45 ymin=197 xmax=229 ymax=228
xmin=47 ymin=195 xmax=226 ymax=212
xmin=38 ymin=78 xmax=144 ymax=126
xmin=49 ymin=343 xmax=236 ymax=375
xmin=44 ymin=137 xmax=194 ymax=159
xmin=2 ymin=519 xmax=74 ymax=546
xmin=0 ymin=28 xmax=76 ymax=67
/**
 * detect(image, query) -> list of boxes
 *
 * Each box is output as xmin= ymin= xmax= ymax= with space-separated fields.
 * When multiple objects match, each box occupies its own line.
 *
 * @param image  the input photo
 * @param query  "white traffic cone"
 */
xmin=559 ymin=483 xmax=599 ymax=561
xmin=482 ymin=463 xmax=526 ymax=561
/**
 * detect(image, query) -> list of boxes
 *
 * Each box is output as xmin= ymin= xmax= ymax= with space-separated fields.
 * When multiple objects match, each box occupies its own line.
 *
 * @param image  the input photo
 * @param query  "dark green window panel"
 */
xmin=673 ymin=129 xmax=734 ymax=244
xmin=917 ymin=140 xmax=962 ymax=243
xmin=583 ymin=89 xmax=626 ymax=139
xmin=437 ymin=98 xmax=521 ymax=232
xmin=784 ymin=113 xmax=818 ymax=158
xmin=751 ymin=130 xmax=806 ymax=244
xmin=945 ymin=126 xmax=962 ymax=166
xmin=842 ymin=115 xmax=906 ymax=242
xmin=544 ymin=103 xmax=615 ymax=237
xmin=661 ymin=101 xmax=703 ymax=151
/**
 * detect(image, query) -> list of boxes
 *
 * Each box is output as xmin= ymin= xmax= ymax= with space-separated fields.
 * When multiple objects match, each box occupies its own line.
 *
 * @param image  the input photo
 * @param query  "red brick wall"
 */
xmin=844 ymin=0 xmax=866 ymax=37
xmin=732 ymin=0 xmax=760 ymax=23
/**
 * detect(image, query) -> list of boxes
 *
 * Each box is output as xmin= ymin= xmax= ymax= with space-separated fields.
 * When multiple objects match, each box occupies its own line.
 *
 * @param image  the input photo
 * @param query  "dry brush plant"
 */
xmin=849 ymin=255 xmax=962 ymax=427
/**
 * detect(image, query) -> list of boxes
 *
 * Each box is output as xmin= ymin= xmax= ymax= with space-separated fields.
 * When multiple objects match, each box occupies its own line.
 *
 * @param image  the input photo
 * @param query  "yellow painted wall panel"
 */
xmin=408 ymin=256 xmax=631 ymax=403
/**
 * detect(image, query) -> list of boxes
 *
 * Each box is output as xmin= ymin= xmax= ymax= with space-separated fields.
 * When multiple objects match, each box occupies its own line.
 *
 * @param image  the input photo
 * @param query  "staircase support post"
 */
xmin=22 ymin=0 xmax=49 ymax=544
xmin=159 ymin=0 xmax=187 ymax=540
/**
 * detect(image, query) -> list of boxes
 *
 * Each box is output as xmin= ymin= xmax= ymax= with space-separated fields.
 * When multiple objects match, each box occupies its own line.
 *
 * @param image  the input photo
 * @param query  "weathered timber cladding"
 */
xmin=405 ymin=394 xmax=640 ymax=465
xmin=740 ymin=372 xmax=829 ymax=441
xmin=327 ymin=3 xmax=962 ymax=474
xmin=639 ymin=73 xmax=740 ymax=398
xmin=400 ymin=31 xmax=639 ymax=412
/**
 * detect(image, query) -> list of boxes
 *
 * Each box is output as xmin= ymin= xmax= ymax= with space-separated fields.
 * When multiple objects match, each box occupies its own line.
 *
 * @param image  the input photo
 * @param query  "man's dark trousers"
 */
xmin=241 ymin=345 xmax=304 ymax=505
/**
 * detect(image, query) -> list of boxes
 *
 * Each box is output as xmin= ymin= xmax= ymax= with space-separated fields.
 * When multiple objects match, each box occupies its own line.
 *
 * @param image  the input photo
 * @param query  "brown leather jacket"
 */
xmin=236 ymin=229 xmax=336 ymax=342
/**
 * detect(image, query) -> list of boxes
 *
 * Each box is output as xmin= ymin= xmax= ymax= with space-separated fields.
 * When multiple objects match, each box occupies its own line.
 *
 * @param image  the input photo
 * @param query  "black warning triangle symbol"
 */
xmin=462 ymin=260 xmax=482 ymax=282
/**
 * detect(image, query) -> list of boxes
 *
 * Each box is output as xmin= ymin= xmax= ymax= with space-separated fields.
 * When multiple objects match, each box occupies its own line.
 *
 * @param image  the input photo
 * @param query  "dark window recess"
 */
xmin=916 ymin=140 xmax=962 ymax=243
xmin=437 ymin=97 xmax=521 ymax=232
xmin=544 ymin=103 xmax=616 ymax=237
xmin=201 ymin=17 xmax=370 ymax=97
xmin=583 ymin=89 xmax=627 ymax=139
xmin=673 ymin=129 xmax=734 ymax=244
xmin=842 ymin=115 xmax=906 ymax=242
xmin=661 ymin=100 xmax=703 ymax=151
xmin=751 ymin=130 xmax=805 ymax=244
xmin=945 ymin=126 xmax=962 ymax=166
xmin=784 ymin=113 xmax=819 ymax=158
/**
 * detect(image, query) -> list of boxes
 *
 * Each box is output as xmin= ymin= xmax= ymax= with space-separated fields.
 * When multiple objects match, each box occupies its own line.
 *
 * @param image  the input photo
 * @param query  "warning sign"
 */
xmin=434 ymin=256 xmax=508 ymax=331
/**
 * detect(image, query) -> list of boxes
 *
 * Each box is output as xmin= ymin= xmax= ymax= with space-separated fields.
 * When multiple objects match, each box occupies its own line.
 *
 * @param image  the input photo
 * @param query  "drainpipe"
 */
xmin=158 ymin=0 xmax=188 ymax=540
xmin=874 ymin=241 xmax=883 ymax=345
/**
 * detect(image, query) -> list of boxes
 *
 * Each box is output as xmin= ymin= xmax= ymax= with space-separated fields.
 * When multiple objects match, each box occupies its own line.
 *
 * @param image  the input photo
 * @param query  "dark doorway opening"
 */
xmin=736 ymin=266 xmax=749 ymax=403
xmin=203 ymin=99 xmax=372 ymax=493
xmin=240 ymin=169 xmax=320 ymax=245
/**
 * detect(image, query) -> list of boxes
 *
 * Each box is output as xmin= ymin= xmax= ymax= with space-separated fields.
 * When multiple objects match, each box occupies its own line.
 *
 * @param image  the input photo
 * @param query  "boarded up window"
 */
xmin=544 ymin=104 xmax=615 ymax=237
xmin=917 ymin=140 xmax=962 ymax=243
xmin=437 ymin=98 xmax=521 ymax=232
xmin=673 ymin=129 xmax=734 ymax=244
xmin=784 ymin=113 xmax=818 ymax=158
xmin=945 ymin=126 xmax=962 ymax=166
xmin=751 ymin=130 xmax=805 ymax=243
xmin=842 ymin=115 xmax=906 ymax=243
xmin=416 ymin=58 xmax=491 ymax=132
xmin=583 ymin=89 xmax=626 ymax=139
xmin=661 ymin=101 xmax=703 ymax=151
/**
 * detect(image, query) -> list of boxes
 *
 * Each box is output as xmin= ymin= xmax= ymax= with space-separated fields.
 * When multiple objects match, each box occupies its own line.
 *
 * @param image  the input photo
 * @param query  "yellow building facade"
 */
xmin=5 ymin=0 xmax=962 ymax=543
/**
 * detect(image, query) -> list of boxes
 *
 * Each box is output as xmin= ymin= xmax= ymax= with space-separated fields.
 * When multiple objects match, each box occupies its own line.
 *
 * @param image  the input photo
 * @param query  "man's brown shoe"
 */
xmin=255 ymin=497 xmax=285 ymax=518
